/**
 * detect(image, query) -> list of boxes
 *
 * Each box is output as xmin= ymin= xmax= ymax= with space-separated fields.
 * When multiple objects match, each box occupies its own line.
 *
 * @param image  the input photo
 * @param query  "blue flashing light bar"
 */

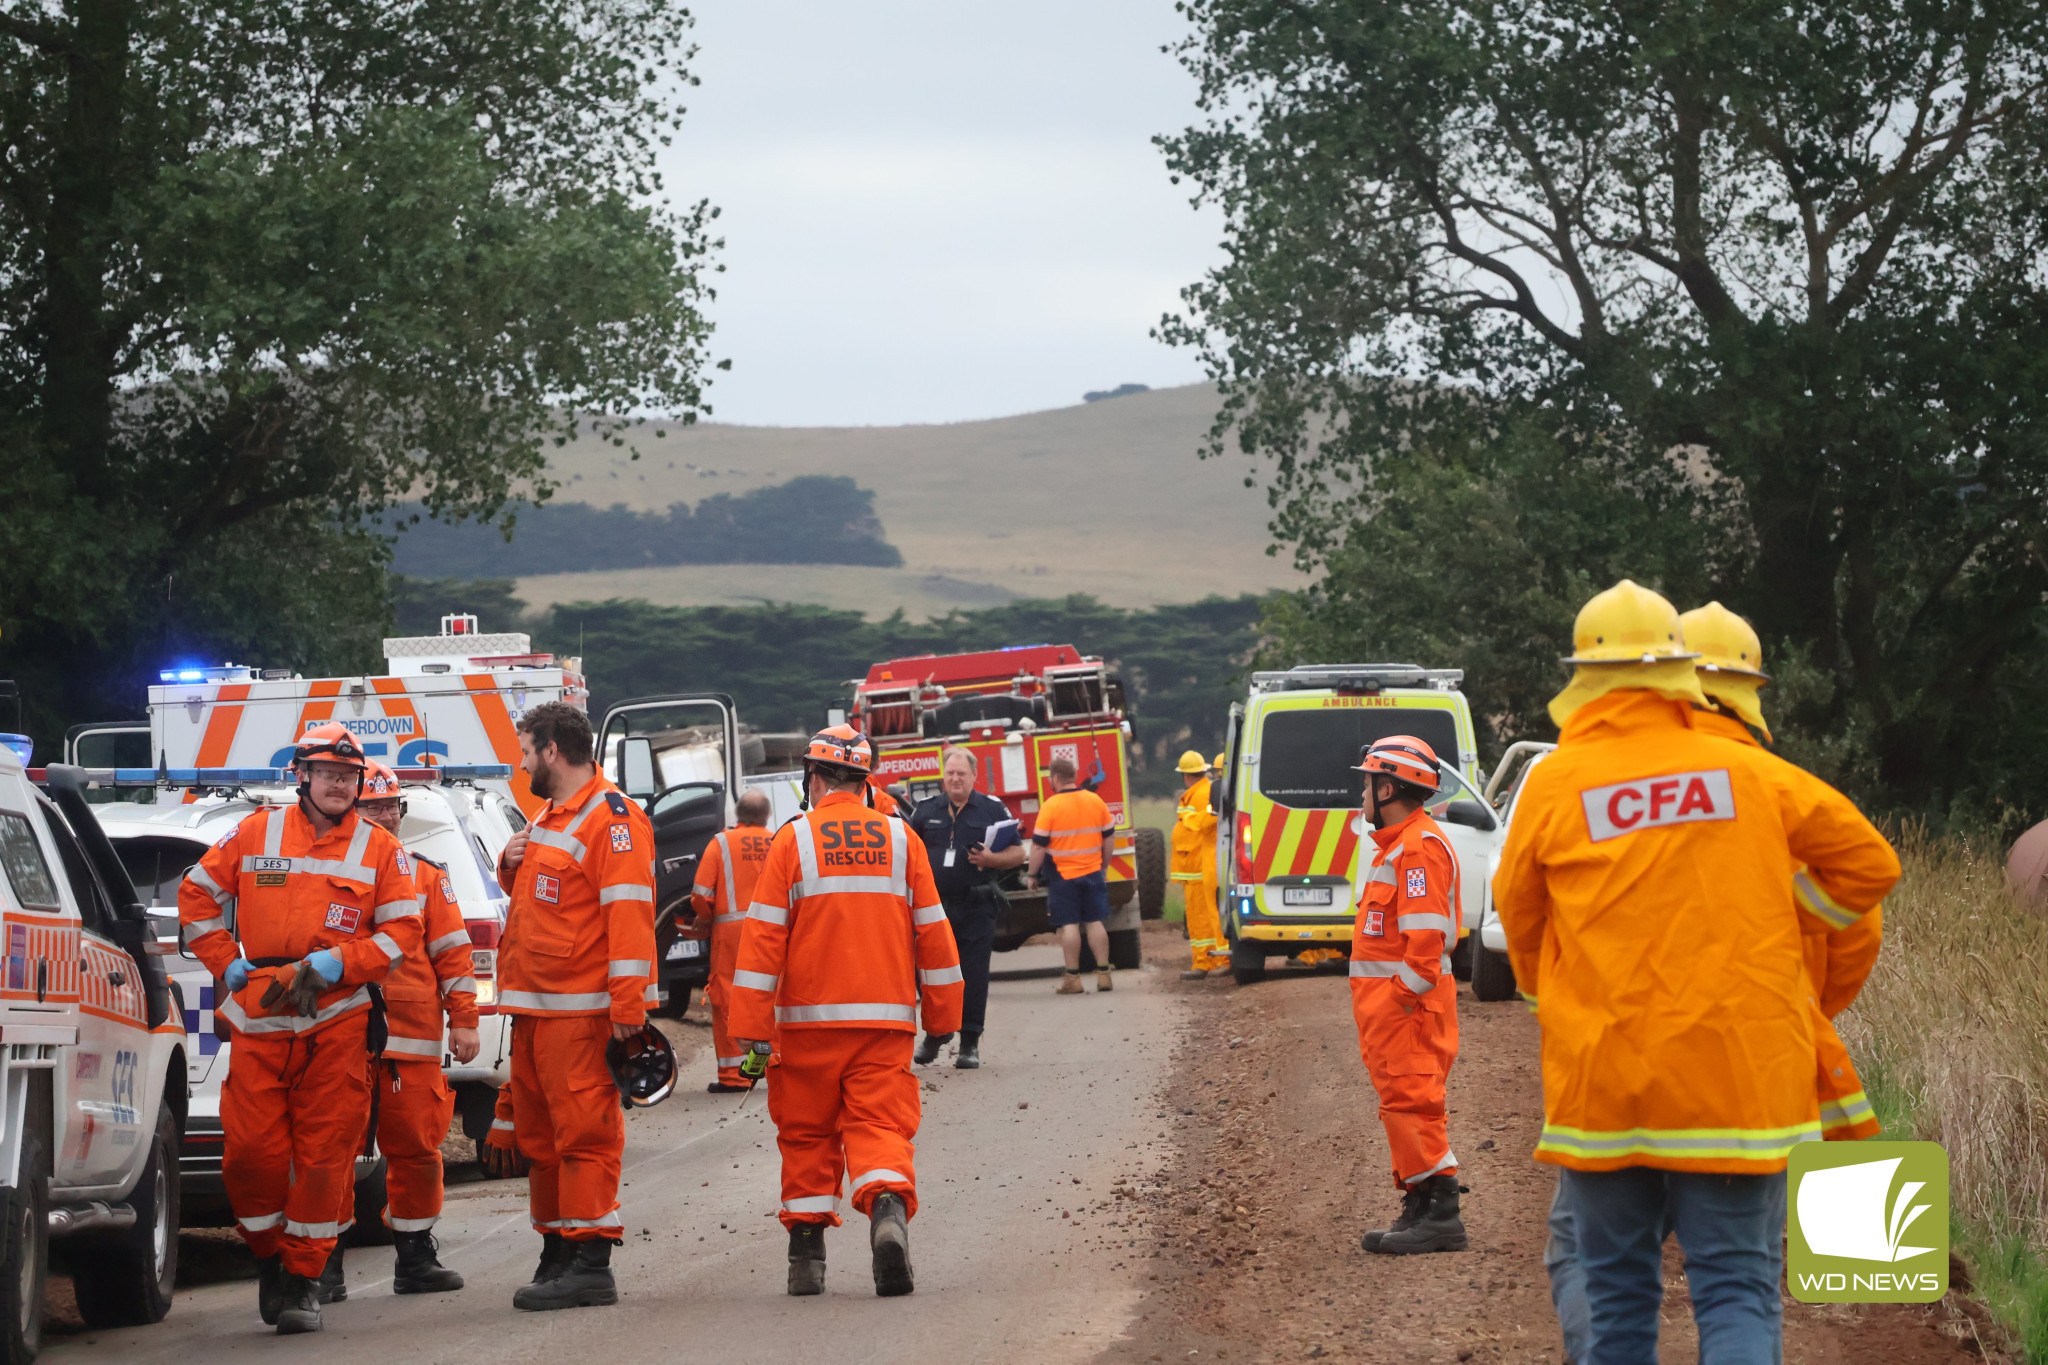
xmin=157 ymin=664 xmax=256 ymax=684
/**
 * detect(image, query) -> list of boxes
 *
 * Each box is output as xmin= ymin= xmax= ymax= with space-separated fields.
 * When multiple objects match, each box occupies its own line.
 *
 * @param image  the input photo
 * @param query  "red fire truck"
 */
xmin=849 ymin=645 xmax=1165 ymax=970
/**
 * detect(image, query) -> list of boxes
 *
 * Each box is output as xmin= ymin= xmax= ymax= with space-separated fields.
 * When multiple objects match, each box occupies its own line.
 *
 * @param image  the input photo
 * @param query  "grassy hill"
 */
xmin=508 ymin=382 xmax=1306 ymax=618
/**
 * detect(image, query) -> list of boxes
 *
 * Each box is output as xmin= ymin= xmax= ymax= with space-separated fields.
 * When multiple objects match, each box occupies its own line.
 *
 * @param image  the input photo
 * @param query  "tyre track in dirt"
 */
xmin=1102 ymin=928 xmax=1989 ymax=1364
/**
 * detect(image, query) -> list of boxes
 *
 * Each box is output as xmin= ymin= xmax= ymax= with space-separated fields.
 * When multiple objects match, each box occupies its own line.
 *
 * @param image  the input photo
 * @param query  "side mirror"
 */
xmin=1441 ymin=799 xmax=1497 ymax=832
xmin=620 ymin=736 xmax=658 ymax=803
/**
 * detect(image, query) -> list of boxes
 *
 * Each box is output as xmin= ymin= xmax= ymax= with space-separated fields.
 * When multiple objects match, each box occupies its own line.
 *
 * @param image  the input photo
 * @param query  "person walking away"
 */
xmin=495 ymin=702 xmax=657 ymax=1311
xmin=909 ymin=747 xmax=1025 ymax=1068
xmin=1350 ymin=736 xmax=1467 ymax=1255
xmin=1539 ymin=601 xmax=1889 ymax=1363
xmin=177 ymin=723 xmax=423 ymax=1333
xmin=694 ymin=788 xmax=774 ymax=1092
xmin=729 ymin=725 xmax=963 ymax=1297
xmin=1495 ymin=580 xmax=1900 ymax=1365
xmin=323 ymin=762 xmax=478 ymax=1299
xmin=1028 ymin=754 xmax=1117 ymax=994
xmin=1170 ymin=750 xmax=1226 ymax=979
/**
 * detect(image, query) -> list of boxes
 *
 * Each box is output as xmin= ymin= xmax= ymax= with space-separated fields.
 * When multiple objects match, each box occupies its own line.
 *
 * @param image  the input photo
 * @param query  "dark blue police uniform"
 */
xmin=907 ymin=788 xmax=1010 ymax=1041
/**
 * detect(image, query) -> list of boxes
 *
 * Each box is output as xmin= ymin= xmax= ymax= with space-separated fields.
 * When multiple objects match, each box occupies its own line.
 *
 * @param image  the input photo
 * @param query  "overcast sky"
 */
xmin=662 ymin=1 xmax=1223 ymax=428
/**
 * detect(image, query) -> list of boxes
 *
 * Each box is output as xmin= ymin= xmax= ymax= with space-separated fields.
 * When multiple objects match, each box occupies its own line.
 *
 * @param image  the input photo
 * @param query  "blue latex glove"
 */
xmin=305 ymin=949 xmax=344 ymax=986
xmin=223 ymin=959 xmax=251 ymax=991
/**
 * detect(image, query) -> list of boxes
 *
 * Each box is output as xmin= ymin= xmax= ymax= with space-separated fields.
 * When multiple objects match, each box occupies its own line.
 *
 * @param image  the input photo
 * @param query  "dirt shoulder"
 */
xmin=1102 ymin=926 xmax=1988 ymax=1364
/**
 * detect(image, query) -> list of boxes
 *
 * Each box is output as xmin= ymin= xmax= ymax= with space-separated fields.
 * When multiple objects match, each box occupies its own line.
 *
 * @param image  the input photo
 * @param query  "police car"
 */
xmin=89 ymin=765 xmax=523 ymax=1238
xmin=0 ymin=745 xmax=188 ymax=1362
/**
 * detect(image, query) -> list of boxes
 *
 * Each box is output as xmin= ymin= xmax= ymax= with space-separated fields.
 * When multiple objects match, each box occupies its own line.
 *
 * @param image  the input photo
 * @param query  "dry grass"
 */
xmin=1838 ymin=828 xmax=2048 ymax=1358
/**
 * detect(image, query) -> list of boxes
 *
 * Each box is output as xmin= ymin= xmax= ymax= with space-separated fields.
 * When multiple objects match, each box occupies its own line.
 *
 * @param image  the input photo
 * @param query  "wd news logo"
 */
xmin=1787 ymin=1141 xmax=1948 ymax=1303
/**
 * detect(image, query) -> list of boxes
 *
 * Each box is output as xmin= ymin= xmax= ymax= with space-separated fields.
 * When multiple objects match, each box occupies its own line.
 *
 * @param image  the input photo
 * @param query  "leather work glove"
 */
xmin=223 ymin=959 xmax=252 ymax=992
xmin=285 ymin=960 xmax=326 ymax=1017
xmin=480 ymin=1140 xmax=530 ymax=1179
xmin=258 ymin=967 xmax=292 ymax=1013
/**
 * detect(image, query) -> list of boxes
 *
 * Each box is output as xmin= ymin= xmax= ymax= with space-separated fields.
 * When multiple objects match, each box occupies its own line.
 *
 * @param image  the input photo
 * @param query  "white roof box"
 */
xmin=383 ymin=612 xmax=542 ymax=676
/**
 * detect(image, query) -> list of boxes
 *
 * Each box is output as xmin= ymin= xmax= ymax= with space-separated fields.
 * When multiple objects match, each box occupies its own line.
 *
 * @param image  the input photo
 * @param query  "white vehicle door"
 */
xmin=25 ymin=798 xmax=149 ymax=1186
xmin=1420 ymin=763 xmax=1501 ymax=934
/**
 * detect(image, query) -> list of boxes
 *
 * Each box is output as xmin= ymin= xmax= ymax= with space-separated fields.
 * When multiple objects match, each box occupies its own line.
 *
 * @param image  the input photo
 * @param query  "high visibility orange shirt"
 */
xmin=1171 ymin=778 xmax=1216 ymax=883
xmin=496 ymin=772 xmax=657 ymax=1024
xmin=1691 ymin=709 xmax=1885 ymax=1019
xmin=1492 ymin=690 xmax=1900 ymax=1174
xmin=728 ymin=790 xmax=962 ymax=1040
xmin=1033 ymin=787 xmax=1114 ymax=877
xmin=180 ymin=804 xmax=423 ymax=1038
xmin=1349 ymin=806 xmax=1460 ymax=998
xmin=693 ymin=825 xmax=771 ymax=934
xmin=867 ymin=779 xmax=903 ymax=818
xmin=382 ymin=855 xmax=479 ymax=1060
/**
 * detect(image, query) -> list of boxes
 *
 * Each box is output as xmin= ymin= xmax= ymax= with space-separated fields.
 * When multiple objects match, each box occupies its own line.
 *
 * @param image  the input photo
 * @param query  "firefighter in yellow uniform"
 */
xmin=1680 ymin=602 xmax=1883 ymax=1141
xmin=1170 ymin=751 xmax=1225 ymax=978
xmin=1495 ymin=580 xmax=1899 ymax=1362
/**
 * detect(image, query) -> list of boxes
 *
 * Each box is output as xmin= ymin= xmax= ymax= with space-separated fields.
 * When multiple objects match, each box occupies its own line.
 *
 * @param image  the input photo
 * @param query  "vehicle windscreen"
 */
xmin=114 ymin=836 xmax=208 ymax=908
xmin=1257 ymin=707 xmax=1462 ymax=809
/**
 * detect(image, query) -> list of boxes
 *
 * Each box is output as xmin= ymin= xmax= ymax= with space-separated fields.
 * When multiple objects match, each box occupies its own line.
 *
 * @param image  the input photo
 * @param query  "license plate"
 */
xmin=1281 ymin=886 xmax=1334 ymax=907
xmin=666 ymin=939 xmax=704 ymax=961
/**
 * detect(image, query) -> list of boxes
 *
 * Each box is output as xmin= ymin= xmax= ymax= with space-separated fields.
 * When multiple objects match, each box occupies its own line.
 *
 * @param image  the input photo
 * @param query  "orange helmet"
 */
xmin=1353 ymin=735 xmax=1441 ymax=795
xmin=357 ymin=760 xmax=402 ymax=802
xmin=803 ymin=724 xmax=873 ymax=775
xmin=293 ymin=722 xmax=368 ymax=770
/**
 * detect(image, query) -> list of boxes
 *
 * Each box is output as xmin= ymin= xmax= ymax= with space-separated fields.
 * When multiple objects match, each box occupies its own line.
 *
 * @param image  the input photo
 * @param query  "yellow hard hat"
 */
xmin=1176 ymin=750 xmax=1208 ymax=774
xmin=1561 ymin=579 xmax=1697 ymax=665
xmin=1212 ymin=753 xmax=1225 ymax=769
xmin=1678 ymin=602 xmax=1768 ymax=681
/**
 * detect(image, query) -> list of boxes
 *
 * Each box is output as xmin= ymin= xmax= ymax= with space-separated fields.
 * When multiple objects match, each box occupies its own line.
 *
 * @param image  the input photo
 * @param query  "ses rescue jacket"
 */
xmin=180 ymin=804 xmax=423 ymax=1037
xmin=1171 ymin=778 xmax=1217 ymax=884
xmin=496 ymin=773 xmax=657 ymax=1024
xmin=728 ymin=790 xmax=963 ymax=1040
xmin=382 ymin=855 xmax=479 ymax=1060
xmin=1690 ymin=707 xmax=1883 ymax=1140
xmin=1493 ymin=690 xmax=1900 ymax=1174
xmin=1350 ymin=806 xmax=1460 ymax=1002
xmin=693 ymin=824 xmax=771 ymax=1005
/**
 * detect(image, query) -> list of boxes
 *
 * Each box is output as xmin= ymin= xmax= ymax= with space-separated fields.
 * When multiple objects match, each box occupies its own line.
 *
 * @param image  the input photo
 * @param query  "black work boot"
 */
xmin=914 ymin=1032 xmax=951 ymax=1065
xmin=512 ymin=1236 xmax=618 ymax=1310
xmin=1361 ymin=1183 xmax=1429 ymax=1253
xmin=787 ymin=1222 xmax=827 ymax=1296
xmin=393 ymin=1229 xmax=465 ymax=1294
xmin=256 ymin=1255 xmax=285 ymax=1325
xmin=524 ymin=1231 xmax=574 ymax=1288
xmin=954 ymin=1034 xmax=980 ymax=1070
xmin=1375 ymin=1174 xmax=1468 ymax=1254
xmin=869 ymin=1192 xmax=914 ymax=1297
xmin=315 ymin=1242 xmax=347 ymax=1303
xmin=275 ymin=1270 xmax=323 ymax=1334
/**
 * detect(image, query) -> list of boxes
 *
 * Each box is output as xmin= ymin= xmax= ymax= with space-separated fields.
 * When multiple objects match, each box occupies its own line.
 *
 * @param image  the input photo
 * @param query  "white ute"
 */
xmin=90 ymin=766 xmax=522 ymax=1243
xmin=0 ymin=754 xmax=186 ymax=1362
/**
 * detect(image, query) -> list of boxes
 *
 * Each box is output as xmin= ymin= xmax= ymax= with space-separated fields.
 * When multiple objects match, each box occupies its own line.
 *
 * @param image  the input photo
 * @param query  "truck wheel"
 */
xmin=1449 ymin=935 xmax=1473 ymax=982
xmin=1107 ymin=927 xmax=1142 ymax=971
xmin=74 ymin=1099 xmax=179 ymax=1327
xmin=347 ymin=1159 xmax=394 ymax=1248
xmin=655 ymin=981 xmax=692 ymax=1019
xmin=1230 ymin=937 xmax=1267 ymax=986
xmin=0 ymin=1078 xmax=50 ymax=1365
xmin=1133 ymin=827 xmax=1167 ymax=920
xmin=1472 ymin=940 xmax=1518 ymax=1002
xmin=456 ymin=1082 xmax=498 ymax=1147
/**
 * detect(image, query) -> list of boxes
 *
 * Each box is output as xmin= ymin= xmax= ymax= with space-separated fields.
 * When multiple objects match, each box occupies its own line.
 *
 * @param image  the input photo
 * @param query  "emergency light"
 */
xmin=157 ymin=664 xmax=257 ymax=684
xmin=25 ymin=764 xmax=514 ymax=790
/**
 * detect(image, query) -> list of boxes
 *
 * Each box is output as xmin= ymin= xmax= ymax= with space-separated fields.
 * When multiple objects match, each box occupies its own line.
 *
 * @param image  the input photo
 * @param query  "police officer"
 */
xmin=908 ymin=746 xmax=1023 ymax=1069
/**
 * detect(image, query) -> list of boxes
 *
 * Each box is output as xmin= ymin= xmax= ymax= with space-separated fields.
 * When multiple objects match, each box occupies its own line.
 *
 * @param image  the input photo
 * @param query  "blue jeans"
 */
xmin=1556 ymin=1167 xmax=1786 ymax=1365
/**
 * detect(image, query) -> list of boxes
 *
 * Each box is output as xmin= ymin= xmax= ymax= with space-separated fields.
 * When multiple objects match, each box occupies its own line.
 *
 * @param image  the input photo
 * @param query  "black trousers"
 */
xmin=941 ymin=885 xmax=998 ymax=1037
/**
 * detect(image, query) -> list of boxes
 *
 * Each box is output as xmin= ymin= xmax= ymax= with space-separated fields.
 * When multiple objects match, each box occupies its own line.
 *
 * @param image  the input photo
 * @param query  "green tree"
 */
xmin=0 ymin=0 xmax=718 ymax=742
xmin=1163 ymin=0 xmax=2048 ymax=814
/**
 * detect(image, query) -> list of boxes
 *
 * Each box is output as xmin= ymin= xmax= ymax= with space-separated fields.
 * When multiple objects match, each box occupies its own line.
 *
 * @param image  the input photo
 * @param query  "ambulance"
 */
xmin=1212 ymin=664 xmax=1503 ymax=984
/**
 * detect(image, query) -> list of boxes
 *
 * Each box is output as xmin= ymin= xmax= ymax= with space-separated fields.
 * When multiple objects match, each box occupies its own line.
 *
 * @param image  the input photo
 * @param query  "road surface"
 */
xmin=48 ymin=944 xmax=1182 ymax=1365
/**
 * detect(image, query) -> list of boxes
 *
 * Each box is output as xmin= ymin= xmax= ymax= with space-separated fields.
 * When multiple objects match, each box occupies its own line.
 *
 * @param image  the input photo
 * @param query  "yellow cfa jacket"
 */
xmin=1493 ymin=690 xmax=1899 ymax=1173
xmin=1171 ymin=777 xmax=1216 ymax=883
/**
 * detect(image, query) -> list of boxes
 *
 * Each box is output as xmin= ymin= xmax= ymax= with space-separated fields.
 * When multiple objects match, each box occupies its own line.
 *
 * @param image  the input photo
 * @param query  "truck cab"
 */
xmin=1214 ymin=664 xmax=1502 ymax=984
xmin=0 ymin=748 xmax=187 ymax=1361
